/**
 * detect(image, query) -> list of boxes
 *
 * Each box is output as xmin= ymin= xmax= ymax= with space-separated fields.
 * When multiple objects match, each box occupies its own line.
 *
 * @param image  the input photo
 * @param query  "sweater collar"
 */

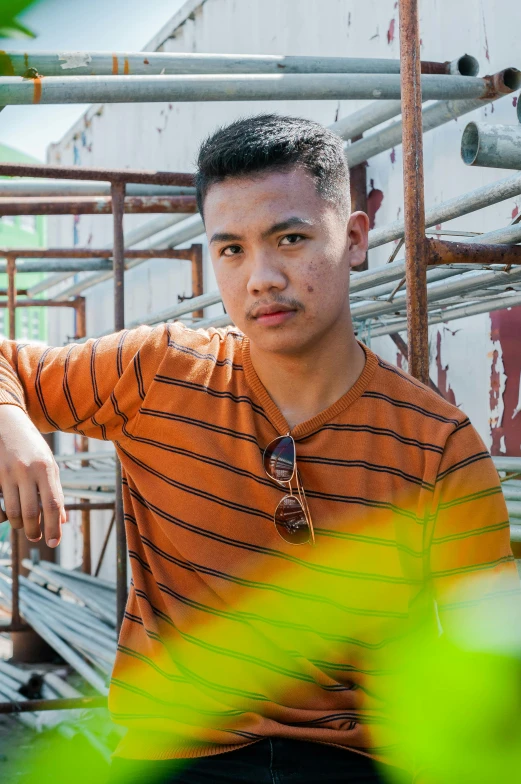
xmin=241 ymin=337 xmax=378 ymax=440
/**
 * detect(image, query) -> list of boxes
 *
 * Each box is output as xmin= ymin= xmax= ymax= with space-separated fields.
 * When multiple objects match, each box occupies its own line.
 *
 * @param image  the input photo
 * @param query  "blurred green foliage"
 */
xmin=0 ymin=1 xmax=39 ymax=40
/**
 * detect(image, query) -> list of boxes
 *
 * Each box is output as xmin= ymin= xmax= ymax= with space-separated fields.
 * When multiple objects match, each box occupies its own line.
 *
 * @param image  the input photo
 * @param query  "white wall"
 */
xmin=45 ymin=0 xmax=521 ymax=570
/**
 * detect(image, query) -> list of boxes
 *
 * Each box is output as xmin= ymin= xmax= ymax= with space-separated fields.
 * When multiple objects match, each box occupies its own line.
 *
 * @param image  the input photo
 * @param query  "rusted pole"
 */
xmin=0 ymin=161 xmax=194 ymax=187
xmin=111 ymin=181 xmax=127 ymax=634
xmin=0 ymin=248 xmax=195 ymax=259
xmin=349 ymin=134 xmax=368 ymax=272
xmin=399 ymin=0 xmax=429 ymax=384
xmin=0 ymin=300 xmax=78 ymax=308
xmin=427 ymin=238 xmax=521 ymax=266
xmin=190 ymin=244 xmax=204 ymax=318
xmin=0 ymin=195 xmax=197 ymax=215
xmin=6 ymin=255 xmax=20 ymax=629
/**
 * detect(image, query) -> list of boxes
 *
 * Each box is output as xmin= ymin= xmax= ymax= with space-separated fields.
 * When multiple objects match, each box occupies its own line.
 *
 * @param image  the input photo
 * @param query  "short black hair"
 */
xmin=195 ymin=114 xmax=350 ymax=219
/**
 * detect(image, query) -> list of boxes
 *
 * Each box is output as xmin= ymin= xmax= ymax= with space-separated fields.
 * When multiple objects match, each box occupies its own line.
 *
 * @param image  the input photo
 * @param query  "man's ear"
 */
xmin=347 ymin=211 xmax=370 ymax=269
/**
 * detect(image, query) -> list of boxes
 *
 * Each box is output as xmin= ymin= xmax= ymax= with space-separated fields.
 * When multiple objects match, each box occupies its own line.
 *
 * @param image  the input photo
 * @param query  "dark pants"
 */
xmin=109 ymin=737 xmax=397 ymax=784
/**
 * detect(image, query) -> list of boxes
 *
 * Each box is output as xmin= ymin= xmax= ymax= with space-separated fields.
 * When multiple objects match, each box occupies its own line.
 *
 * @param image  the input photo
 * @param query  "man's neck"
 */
xmin=248 ymin=322 xmax=366 ymax=431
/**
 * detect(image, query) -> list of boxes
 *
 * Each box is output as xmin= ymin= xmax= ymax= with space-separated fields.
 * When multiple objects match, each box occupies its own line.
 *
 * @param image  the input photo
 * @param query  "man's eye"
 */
xmin=280 ymin=234 xmax=304 ymax=246
xmin=221 ymin=245 xmax=242 ymax=257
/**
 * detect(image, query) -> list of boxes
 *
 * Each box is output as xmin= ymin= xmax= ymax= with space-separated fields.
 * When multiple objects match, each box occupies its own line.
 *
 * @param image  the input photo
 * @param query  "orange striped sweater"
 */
xmin=0 ymin=323 xmax=518 ymax=771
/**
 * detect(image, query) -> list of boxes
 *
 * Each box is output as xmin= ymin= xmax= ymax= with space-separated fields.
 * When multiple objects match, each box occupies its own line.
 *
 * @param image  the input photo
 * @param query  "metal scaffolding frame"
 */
xmin=0 ymin=0 xmax=520 ymax=714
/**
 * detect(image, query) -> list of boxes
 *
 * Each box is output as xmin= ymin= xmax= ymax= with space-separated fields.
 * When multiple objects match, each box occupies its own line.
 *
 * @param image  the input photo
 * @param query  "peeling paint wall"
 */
xmin=47 ymin=0 xmax=521 ymax=466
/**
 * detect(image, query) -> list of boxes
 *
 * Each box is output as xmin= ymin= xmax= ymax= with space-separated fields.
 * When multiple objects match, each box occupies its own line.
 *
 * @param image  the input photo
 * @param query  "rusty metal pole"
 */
xmin=349 ymin=135 xmax=369 ymax=272
xmin=111 ymin=181 xmax=127 ymax=634
xmin=399 ymin=0 xmax=429 ymax=384
xmin=6 ymin=255 xmax=20 ymax=628
xmin=190 ymin=244 xmax=204 ymax=318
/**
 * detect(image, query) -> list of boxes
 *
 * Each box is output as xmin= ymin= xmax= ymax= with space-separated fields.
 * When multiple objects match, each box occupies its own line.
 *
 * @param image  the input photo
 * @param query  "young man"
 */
xmin=0 ymin=115 xmax=517 ymax=784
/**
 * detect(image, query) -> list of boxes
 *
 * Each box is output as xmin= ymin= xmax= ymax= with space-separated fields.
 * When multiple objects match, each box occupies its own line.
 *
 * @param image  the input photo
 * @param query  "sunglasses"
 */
xmin=263 ymin=434 xmax=315 ymax=546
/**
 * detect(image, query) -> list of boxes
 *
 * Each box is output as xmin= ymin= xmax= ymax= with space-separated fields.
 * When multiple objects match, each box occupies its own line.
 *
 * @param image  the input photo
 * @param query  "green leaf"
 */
xmin=0 ymin=1 xmax=38 ymax=40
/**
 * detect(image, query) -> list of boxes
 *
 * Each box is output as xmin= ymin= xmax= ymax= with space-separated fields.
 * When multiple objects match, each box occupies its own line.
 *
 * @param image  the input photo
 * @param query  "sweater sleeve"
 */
xmin=0 ymin=324 xmax=168 ymax=440
xmin=427 ymin=420 xmax=521 ymax=638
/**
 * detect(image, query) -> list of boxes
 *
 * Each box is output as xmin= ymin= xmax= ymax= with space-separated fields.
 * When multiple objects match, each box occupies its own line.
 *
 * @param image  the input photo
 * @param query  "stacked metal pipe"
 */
xmin=0 ymin=563 xmax=115 ymax=693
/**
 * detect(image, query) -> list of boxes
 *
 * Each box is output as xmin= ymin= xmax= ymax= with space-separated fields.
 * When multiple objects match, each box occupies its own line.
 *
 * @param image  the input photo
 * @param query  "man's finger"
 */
xmin=38 ymin=470 xmax=64 ymax=548
xmin=2 ymin=484 xmax=25 ymax=532
xmin=18 ymin=481 xmax=42 ymax=542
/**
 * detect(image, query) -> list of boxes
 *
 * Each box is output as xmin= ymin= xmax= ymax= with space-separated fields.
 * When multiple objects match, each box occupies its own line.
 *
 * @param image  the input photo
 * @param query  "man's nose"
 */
xmin=246 ymin=251 xmax=287 ymax=297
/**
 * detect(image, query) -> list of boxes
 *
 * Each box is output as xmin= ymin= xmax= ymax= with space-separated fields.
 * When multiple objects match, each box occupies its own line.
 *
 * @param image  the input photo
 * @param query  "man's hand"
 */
xmin=0 ymin=406 xmax=66 ymax=547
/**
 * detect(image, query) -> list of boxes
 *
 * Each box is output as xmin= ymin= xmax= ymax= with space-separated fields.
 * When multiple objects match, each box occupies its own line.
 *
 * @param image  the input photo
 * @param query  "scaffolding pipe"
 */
xmin=369 ymin=170 xmax=521 ymax=249
xmin=0 ymin=195 xmax=197 ymax=215
xmin=0 ymin=161 xmax=194 ymax=186
xmin=345 ymin=69 xmax=520 ymax=168
xmin=330 ymin=101 xmax=403 ymax=140
xmin=0 ymin=181 xmax=195 ymax=197
xmin=399 ymin=0 xmax=429 ymax=383
xmin=0 ymin=247 xmax=196 ymax=259
xmin=351 ymin=259 xmax=521 ymax=322
xmin=461 ymin=122 xmax=521 ymax=170
xmin=6 ymin=256 xmax=20 ymax=630
xmin=0 ymin=73 xmax=504 ymax=106
xmin=111 ymin=181 xmax=128 ymax=635
xmin=368 ymin=290 xmax=521 ymax=338
xmin=0 ymin=51 xmax=480 ymax=77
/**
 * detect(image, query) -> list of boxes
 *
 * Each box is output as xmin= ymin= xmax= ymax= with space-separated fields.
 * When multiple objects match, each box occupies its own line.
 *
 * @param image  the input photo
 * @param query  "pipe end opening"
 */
xmin=503 ymin=68 xmax=521 ymax=92
xmin=461 ymin=122 xmax=479 ymax=166
xmin=457 ymin=54 xmax=480 ymax=77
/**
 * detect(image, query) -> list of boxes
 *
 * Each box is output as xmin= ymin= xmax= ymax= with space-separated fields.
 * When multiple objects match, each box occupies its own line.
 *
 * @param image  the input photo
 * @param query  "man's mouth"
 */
xmin=253 ymin=305 xmax=297 ymax=326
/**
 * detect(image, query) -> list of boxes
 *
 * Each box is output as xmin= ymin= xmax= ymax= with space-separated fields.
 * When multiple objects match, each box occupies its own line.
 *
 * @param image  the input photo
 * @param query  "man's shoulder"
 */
xmin=369 ymin=351 xmax=467 ymax=429
xmin=163 ymin=322 xmax=244 ymax=372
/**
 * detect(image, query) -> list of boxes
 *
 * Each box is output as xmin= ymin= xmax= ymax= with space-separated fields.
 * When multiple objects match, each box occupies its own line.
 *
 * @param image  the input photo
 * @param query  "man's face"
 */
xmin=204 ymin=167 xmax=368 ymax=356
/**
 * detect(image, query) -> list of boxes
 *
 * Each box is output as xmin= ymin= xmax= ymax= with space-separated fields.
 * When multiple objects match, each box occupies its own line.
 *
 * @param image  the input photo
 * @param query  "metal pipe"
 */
xmin=0 ymin=299 xmax=80 ymax=308
xmin=349 ymin=134 xmax=368 ymax=270
xmin=65 ymin=503 xmax=114 ymax=511
xmin=0 ymin=161 xmax=193 ymax=186
xmin=352 ymin=263 xmax=521 ymax=323
xmin=346 ymin=68 xmax=521 ymax=168
xmin=368 ymin=290 xmax=521 ymax=338
xmin=0 ymin=73 xmax=502 ymax=106
xmin=0 ymin=696 xmax=107 ymax=714
xmin=461 ymin=122 xmax=521 ymax=170
xmin=0 ymin=181 xmax=195 ymax=197
xmin=0 ymin=51 xmax=479 ymax=77
xmin=111 ymin=181 xmax=127 ymax=636
xmin=0 ymin=247 xmax=195 ymax=259
xmin=427 ymin=238 xmax=521 ymax=266
xmin=351 ymin=223 xmax=521 ymax=323
xmin=0 ymin=195 xmax=197 ymax=215
xmin=369 ymin=170 xmax=521 ymax=249
xmin=6 ymin=255 xmax=21 ymax=634
xmin=190 ymin=244 xmax=204 ymax=318
xmin=399 ymin=0 xmax=429 ymax=384
xmin=330 ymin=101 xmax=403 ymax=141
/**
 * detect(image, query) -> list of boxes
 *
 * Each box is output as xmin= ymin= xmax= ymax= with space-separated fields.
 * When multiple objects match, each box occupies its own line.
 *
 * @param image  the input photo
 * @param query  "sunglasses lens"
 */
xmin=264 ymin=436 xmax=295 ymax=483
xmin=274 ymin=495 xmax=310 ymax=545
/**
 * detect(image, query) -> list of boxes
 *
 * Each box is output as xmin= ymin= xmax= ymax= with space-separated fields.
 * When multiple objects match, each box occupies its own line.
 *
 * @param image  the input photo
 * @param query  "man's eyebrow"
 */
xmin=261 ymin=217 xmax=313 ymax=239
xmin=209 ymin=231 xmax=243 ymax=245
